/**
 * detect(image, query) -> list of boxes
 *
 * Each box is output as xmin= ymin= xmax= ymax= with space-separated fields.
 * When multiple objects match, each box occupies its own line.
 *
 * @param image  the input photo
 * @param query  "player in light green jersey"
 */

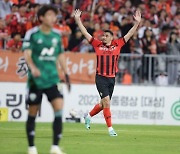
xmin=22 ymin=5 xmax=70 ymax=154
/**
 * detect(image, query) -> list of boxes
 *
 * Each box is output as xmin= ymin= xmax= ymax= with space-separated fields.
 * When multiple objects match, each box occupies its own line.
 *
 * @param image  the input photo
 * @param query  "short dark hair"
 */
xmin=37 ymin=5 xmax=58 ymax=23
xmin=104 ymin=30 xmax=113 ymax=36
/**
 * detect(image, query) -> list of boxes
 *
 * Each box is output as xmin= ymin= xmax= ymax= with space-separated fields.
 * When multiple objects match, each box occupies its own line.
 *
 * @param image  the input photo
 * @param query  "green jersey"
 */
xmin=22 ymin=26 xmax=64 ymax=89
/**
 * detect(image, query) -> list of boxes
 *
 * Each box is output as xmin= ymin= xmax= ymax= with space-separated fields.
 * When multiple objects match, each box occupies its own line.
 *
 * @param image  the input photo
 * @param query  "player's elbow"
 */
xmin=124 ymin=33 xmax=132 ymax=42
xmin=124 ymin=36 xmax=129 ymax=43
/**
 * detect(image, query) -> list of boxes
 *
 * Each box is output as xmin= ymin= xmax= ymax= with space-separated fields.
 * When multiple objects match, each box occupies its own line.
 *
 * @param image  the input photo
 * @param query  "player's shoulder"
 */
xmin=26 ymin=26 xmax=39 ymax=34
xmin=24 ymin=26 xmax=39 ymax=40
xmin=90 ymin=37 xmax=102 ymax=46
xmin=114 ymin=37 xmax=123 ymax=41
xmin=52 ymin=28 xmax=61 ymax=36
xmin=114 ymin=37 xmax=126 ymax=45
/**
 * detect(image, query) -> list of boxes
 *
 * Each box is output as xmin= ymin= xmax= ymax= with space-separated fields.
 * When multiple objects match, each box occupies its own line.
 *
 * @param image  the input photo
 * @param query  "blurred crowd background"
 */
xmin=0 ymin=0 xmax=180 ymax=85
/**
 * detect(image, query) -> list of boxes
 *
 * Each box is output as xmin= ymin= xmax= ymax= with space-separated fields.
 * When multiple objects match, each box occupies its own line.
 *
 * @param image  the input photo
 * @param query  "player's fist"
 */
xmin=31 ymin=67 xmax=41 ymax=77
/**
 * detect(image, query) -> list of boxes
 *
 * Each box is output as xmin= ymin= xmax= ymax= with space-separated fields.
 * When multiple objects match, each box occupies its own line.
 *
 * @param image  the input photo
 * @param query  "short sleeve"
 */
xmin=89 ymin=37 xmax=102 ymax=47
xmin=22 ymin=30 xmax=33 ymax=51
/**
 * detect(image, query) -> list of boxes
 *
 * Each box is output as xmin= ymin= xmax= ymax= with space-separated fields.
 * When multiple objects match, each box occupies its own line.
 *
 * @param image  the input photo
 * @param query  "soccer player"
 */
xmin=74 ymin=9 xmax=141 ymax=136
xmin=22 ymin=5 xmax=70 ymax=154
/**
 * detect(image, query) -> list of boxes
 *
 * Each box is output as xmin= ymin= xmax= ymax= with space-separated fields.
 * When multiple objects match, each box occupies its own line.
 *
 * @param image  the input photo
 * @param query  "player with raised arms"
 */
xmin=74 ymin=9 xmax=141 ymax=136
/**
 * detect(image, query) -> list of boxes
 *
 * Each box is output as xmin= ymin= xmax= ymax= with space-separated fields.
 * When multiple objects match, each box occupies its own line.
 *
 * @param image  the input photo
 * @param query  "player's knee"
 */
xmin=99 ymin=103 xmax=103 ymax=108
xmin=54 ymin=110 xmax=63 ymax=117
xmin=101 ymin=96 xmax=110 ymax=107
xmin=28 ymin=105 xmax=40 ymax=116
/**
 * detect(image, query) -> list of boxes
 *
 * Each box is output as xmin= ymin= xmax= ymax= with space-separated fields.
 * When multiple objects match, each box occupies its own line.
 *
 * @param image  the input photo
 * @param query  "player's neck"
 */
xmin=40 ymin=24 xmax=52 ymax=34
xmin=105 ymin=41 xmax=112 ymax=46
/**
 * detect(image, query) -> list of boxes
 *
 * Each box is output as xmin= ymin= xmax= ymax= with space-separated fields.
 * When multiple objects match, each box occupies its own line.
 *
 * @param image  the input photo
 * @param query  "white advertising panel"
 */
xmin=0 ymin=82 xmax=54 ymax=122
xmin=0 ymin=82 xmax=180 ymax=125
xmin=64 ymin=85 xmax=180 ymax=125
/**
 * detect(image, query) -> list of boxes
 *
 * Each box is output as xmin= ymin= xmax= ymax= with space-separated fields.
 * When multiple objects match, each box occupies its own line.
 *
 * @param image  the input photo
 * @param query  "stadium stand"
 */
xmin=0 ymin=0 xmax=179 ymax=85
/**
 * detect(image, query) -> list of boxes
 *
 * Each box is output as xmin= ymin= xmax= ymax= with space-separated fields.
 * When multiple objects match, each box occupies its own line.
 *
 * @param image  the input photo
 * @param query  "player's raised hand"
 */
xmin=73 ymin=9 xmax=82 ymax=20
xmin=133 ymin=10 xmax=141 ymax=23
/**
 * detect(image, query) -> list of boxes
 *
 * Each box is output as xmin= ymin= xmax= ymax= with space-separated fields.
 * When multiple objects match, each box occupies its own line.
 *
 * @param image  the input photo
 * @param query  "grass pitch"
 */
xmin=0 ymin=122 xmax=180 ymax=154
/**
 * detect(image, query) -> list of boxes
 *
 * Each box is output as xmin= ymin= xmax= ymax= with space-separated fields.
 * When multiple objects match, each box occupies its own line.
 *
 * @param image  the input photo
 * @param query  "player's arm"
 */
xmin=73 ymin=9 xmax=92 ymax=42
xmin=58 ymin=53 xmax=71 ymax=92
xmin=24 ymin=49 xmax=41 ymax=77
xmin=124 ymin=10 xmax=141 ymax=42
xmin=58 ymin=53 xmax=68 ymax=74
xmin=23 ymin=29 xmax=41 ymax=77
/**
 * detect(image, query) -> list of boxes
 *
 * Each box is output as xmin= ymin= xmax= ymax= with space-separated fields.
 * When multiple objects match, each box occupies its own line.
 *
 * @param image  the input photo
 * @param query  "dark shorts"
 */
xmin=26 ymin=84 xmax=63 ymax=105
xmin=95 ymin=74 xmax=115 ymax=100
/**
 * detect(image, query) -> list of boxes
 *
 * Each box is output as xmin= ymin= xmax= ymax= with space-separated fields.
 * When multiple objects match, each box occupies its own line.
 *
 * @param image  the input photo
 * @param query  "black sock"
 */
xmin=53 ymin=117 xmax=63 ymax=145
xmin=26 ymin=115 xmax=36 ymax=146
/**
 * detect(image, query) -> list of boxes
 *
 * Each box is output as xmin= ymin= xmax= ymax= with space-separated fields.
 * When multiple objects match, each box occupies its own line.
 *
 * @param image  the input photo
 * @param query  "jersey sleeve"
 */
xmin=89 ymin=37 xmax=102 ymax=47
xmin=22 ymin=30 xmax=33 ymax=51
xmin=117 ymin=37 xmax=126 ymax=47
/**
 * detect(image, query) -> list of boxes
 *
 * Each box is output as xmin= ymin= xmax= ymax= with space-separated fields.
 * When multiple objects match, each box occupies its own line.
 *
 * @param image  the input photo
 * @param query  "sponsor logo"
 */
xmin=29 ymin=93 xmax=37 ymax=101
xmin=41 ymin=47 xmax=55 ymax=56
xmin=171 ymin=100 xmax=180 ymax=120
xmin=39 ymin=47 xmax=56 ymax=61
xmin=37 ymin=39 xmax=43 ymax=44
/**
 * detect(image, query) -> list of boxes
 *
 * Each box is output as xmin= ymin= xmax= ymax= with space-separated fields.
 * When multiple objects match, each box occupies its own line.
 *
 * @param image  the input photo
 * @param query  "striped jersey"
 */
xmin=22 ymin=26 xmax=64 ymax=89
xmin=90 ymin=37 xmax=125 ymax=77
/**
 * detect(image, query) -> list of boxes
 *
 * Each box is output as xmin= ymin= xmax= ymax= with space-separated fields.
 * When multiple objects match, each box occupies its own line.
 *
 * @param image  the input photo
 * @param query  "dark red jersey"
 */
xmin=90 ymin=37 xmax=125 ymax=77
